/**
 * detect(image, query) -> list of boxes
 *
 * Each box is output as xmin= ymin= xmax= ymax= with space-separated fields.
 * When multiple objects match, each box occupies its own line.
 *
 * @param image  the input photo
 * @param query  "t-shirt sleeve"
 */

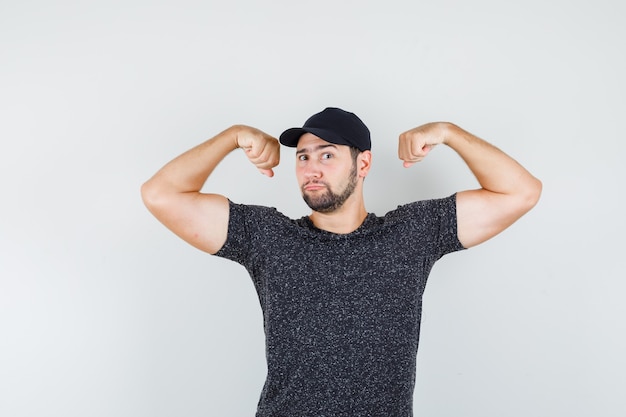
xmin=431 ymin=193 xmax=466 ymax=255
xmin=214 ymin=200 xmax=252 ymax=266
xmin=214 ymin=200 xmax=287 ymax=268
xmin=389 ymin=193 xmax=465 ymax=258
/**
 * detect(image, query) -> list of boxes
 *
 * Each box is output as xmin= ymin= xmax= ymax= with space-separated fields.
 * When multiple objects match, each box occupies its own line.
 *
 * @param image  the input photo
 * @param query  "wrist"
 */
xmin=440 ymin=122 xmax=460 ymax=147
xmin=230 ymin=124 xmax=249 ymax=149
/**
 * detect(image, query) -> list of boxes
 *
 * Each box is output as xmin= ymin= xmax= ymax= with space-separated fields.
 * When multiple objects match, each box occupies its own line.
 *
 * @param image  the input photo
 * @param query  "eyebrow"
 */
xmin=296 ymin=144 xmax=338 ymax=155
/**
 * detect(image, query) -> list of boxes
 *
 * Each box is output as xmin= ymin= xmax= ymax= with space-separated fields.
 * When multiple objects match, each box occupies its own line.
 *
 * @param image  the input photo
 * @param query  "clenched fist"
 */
xmin=398 ymin=122 xmax=449 ymax=168
xmin=234 ymin=125 xmax=281 ymax=177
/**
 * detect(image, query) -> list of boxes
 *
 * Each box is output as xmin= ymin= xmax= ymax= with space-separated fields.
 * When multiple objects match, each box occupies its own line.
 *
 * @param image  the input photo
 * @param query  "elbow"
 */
xmin=140 ymin=179 xmax=163 ymax=212
xmin=522 ymin=176 xmax=542 ymax=212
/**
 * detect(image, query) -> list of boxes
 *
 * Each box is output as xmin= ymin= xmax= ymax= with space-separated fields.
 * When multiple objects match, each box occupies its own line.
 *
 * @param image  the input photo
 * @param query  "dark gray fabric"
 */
xmin=215 ymin=194 xmax=464 ymax=416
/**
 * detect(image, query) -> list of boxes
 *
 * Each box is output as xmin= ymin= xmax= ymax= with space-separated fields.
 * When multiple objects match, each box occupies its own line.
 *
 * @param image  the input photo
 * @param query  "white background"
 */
xmin=1 ymin=1 xmax=624 ymax=416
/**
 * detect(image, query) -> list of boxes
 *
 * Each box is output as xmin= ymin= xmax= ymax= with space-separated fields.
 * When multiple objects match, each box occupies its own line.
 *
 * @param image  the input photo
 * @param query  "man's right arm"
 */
xmin=140 ymin=125 xmax=280 ymax=254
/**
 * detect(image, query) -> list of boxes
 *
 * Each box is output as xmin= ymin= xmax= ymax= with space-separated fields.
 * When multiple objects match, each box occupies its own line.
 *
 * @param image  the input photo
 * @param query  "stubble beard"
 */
xmin=301 ymin=163 xmax=358 ymax=213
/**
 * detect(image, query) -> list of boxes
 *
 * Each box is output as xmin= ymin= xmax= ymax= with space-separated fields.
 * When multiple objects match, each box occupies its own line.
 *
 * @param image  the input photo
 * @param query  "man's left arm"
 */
xmin=399 ymin=122 xmax=542 ymax=248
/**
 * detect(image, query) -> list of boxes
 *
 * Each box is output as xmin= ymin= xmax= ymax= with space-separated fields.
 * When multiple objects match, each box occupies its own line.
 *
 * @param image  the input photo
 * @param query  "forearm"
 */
xmin=142 ymin=126 xmax=240 ymax=199
xmin=442 ymin=123 xmax=541 ymax=199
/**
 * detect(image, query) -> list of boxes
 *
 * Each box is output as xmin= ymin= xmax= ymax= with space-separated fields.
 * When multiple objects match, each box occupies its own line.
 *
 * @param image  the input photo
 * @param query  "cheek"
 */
xmin=295 ymin=167 xmax=306 ymax=183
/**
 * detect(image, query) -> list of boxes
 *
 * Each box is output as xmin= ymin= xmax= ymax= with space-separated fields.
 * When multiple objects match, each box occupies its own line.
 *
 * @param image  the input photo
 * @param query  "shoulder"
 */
xmin=384 ymin=194 xmax=457 ymax=224
xmin=228 ymin=200 xmax=282 ymax=216
xmin=225 ymin=200 xmax=320 ymax=241
xmin=226 ymin=200 xmax=292 ymax=227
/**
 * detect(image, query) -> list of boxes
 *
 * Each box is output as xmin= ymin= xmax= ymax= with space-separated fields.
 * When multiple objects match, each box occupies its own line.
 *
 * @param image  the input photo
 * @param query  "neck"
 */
xmin=308 ymin=199 xmax=368 ymax=234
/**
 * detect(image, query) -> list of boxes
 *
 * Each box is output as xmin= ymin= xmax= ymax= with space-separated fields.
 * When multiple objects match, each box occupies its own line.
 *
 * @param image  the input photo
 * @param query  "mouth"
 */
xmin=303 ymin=182 xmax=327 ymax=192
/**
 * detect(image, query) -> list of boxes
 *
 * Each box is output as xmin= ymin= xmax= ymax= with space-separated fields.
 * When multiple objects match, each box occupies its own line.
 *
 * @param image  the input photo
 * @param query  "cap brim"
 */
xmin=279 ymin=127 xmax=352 ymax=148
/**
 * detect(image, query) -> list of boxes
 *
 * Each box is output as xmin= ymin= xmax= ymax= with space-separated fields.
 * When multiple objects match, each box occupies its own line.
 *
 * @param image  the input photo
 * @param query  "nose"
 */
xmin=303 ymin=160 xmax=322 ymax=180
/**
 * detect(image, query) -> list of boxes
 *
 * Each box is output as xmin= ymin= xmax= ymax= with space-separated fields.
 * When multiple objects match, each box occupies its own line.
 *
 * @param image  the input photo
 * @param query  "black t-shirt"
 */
xmin=216 ymin=194 xmax=464 ymax=417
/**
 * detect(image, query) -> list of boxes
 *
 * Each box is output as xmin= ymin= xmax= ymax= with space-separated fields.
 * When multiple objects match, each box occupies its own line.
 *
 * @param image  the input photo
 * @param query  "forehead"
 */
xmin=296 ymin=133 xmax=346 ymax=152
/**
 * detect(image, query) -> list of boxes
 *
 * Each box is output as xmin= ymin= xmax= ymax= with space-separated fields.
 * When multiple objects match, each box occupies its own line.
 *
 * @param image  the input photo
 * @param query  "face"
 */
xmin=295 ymin=133 xmax=360 ymax=213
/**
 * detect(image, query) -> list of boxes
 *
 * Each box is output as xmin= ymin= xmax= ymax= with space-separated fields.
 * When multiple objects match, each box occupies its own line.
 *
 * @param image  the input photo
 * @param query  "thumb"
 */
xmin=259 ymin=168 xmax=275 ymax=177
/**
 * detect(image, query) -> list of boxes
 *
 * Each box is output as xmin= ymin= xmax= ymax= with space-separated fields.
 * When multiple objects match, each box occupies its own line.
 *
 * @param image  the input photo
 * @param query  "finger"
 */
xmin=410 ymin=136 xmax=429 ymax=159
xmin=398 ymin=133 xmax=412 ymax=162
xmin=247 ymin=141 xmax=280 ymax=173
xmin=255 ymin=140 xmax=280 ymax=168
xmin=244 ymin=137 xmax=269 ymax=160
xmin=399 ymin=136 xmax=422 ymax=165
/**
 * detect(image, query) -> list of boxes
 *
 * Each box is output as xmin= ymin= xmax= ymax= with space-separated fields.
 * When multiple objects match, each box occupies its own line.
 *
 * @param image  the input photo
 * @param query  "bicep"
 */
xmin=144 ymin=191 xmax=230 ymax=254
xmin=455 ymin=189 xmax=531 ymax=248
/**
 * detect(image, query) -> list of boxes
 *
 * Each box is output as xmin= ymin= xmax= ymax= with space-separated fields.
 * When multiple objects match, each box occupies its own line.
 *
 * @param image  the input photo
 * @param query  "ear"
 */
xmin=357 ymin=150 xmax=372 ymax=178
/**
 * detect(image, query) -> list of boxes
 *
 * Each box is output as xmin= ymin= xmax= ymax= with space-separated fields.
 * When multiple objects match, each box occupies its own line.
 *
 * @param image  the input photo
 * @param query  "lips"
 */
xmin=303 ymin=182 xmax=327 ymax=191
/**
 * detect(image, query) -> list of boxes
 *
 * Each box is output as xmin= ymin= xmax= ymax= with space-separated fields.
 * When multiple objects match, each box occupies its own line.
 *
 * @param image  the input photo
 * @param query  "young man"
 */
xmin=141 ymin=107 xmax=541 ymax=416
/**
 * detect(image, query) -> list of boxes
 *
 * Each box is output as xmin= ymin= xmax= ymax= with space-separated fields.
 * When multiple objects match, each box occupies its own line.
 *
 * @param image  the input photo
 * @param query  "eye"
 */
xmin=321 ymin=153 xmax=333 ymax=160
xmin=298 ymin=154 xmax=308 ymax=161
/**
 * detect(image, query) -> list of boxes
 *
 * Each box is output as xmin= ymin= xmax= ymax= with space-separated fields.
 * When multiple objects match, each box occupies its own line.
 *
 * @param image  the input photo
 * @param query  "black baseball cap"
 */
xmin=279 ymin=107 xmax=371 ymax=151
